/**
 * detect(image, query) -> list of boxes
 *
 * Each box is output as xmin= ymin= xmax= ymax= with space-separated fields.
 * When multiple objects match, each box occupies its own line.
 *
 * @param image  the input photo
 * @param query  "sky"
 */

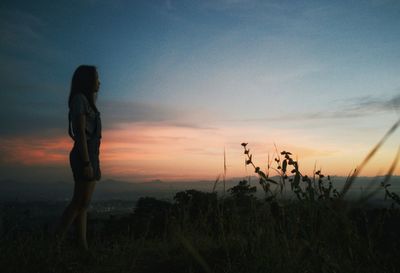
xmin=0 ymin=0 xmax=399 ymax=183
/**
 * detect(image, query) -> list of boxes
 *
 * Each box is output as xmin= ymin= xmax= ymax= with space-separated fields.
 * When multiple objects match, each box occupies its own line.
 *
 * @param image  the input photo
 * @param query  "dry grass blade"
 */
xmin=223 ymin=147 xmax=227 ymax=194
xmin=340 ymin=118 xmax=400 ymax=198
xmin=212 ymin=175 xmax=221 ymax=192
xmin=380 ymin=145 xmax=400 ymax=186
xmin=175 ymin=233 xmax=213 ymax=273
xmin=356 ymin=145 xmax=400 ymax=204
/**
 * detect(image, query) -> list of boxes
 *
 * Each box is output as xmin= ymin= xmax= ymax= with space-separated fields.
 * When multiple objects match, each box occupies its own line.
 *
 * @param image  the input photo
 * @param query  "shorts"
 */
xmin=69 ymin=138 xmax=101 ymax=182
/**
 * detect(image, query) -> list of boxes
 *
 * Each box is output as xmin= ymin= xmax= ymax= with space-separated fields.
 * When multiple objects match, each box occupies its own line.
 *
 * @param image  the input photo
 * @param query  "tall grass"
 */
xmin=1 ymin=119 xmax=400 ymax=273
xmin=241 ymin=118 xmax=400 ymax=204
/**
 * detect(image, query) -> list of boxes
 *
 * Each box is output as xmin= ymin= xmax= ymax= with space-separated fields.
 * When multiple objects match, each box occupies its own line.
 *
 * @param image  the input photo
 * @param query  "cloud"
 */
xmin=100 ymin=100 xmax=214 ymax=130
xmin=0 ymin=7 xmax=67 ymax=66
xmin=0 ymin=9 xmax=45 ymax=49
xmin=199 ymin=0 xmax=277 ymax=11
xmin=101 ymin=100 xmax=182 ymax=123
xmin=0 ymin=81 xmax=68 ymax=137
xmin=232 ymin=94 xmax=400 ymax=123
xmin=0 ymin=136 xmax=71 ymax=166
xmin=368 ymin=0 xmax=399 ymax=7
xmin=165 ymin=0 xmax=174 ymax=10
xmin=0 ymin=67 xmax=212 ymax=137
xmin=0 ymin=91 xmax=212 ymax=137
xmin=0 ymin=122 xmax=224 ymax=181
xmin=318 ymin=94 xmax=400 ymax=120
xmin=346 ymin=94 xmax=400 ymax=113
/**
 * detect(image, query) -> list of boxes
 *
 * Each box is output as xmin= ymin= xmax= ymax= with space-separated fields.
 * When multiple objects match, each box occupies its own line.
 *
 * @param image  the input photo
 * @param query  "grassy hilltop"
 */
xmin=1 ymin=121 xmax=400 ymax=273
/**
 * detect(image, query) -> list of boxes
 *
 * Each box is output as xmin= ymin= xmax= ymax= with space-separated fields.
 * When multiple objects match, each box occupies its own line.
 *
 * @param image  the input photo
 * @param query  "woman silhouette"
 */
xmin=55 ymin=65 xmax=102 ymax=250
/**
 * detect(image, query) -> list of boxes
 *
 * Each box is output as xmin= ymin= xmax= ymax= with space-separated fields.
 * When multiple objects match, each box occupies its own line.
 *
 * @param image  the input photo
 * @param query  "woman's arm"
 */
xmin=77 ymin=113 xmax=94 ymax=179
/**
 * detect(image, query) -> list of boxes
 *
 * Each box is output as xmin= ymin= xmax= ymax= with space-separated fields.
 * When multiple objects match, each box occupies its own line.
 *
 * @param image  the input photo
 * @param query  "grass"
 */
xmin=1 ymin=119 xmax=400 ymax=273
xmin=1 ymin=192 xmax=400 ymax=273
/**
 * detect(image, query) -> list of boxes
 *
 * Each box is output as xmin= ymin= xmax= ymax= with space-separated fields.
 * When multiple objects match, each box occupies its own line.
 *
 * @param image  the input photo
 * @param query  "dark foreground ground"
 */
xmin=1 ymin=183 xmax=400 ymax=273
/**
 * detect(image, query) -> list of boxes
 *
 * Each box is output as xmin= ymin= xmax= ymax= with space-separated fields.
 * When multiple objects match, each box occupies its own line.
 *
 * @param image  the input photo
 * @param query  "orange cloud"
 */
xmin=0 ymin=122 xmax=398 ymax=181
xmin=0 ymin=136 xmax=71 ymax=165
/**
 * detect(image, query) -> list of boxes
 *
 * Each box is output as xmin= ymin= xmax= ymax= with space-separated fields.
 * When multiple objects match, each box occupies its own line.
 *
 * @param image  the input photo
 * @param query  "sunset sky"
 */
xmin=1 ymin=0 xmax=399 ymax=183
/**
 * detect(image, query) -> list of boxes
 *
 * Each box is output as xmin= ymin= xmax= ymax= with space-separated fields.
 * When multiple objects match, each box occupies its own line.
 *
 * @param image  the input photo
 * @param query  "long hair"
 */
xmin=68 ymin=65 xmax=99 ymax=113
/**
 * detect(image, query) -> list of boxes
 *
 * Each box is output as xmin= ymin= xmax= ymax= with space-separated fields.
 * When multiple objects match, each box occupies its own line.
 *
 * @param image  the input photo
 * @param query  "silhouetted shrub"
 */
xmin=131 ymin=197 xmax=172 ymax=237
xmin=173 ymin=190 xmax=218 ymax=217
xmin=228 ymin=180 xmax=256 ymax=200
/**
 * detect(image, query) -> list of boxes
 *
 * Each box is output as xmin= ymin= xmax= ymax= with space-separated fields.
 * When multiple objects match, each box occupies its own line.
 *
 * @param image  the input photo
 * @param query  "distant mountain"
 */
xmin=1 ymin=176 xmax=399 ymax=202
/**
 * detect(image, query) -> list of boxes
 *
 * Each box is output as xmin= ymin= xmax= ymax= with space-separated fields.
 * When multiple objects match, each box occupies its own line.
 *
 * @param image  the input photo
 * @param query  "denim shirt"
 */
xmin=68 ymin=93 xmax=102 ymax=141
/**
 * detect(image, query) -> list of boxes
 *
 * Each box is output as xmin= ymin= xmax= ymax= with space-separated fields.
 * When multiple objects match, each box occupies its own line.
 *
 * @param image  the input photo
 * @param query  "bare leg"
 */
xmin=55 ymin=181 xmax=84 ymax=241
xmin=76 ymin=210 xmax=88 ymax=249
xmin=75 ymin=180 xmax=96 ymax=250
xmin=55 ymin=180 xmax=95 ymax=242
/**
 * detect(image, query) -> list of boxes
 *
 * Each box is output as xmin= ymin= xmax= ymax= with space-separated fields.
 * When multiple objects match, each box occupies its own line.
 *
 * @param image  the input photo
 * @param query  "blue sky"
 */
xmin=0 ymin=0 xmax=399 ymax=182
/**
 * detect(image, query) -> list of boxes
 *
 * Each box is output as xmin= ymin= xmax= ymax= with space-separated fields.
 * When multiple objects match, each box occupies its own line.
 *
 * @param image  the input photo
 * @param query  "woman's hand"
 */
xmin=83 ymin=164 xmax=94 ymax=180
xmin=77 ymin=113 xmax=94 ymax=180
